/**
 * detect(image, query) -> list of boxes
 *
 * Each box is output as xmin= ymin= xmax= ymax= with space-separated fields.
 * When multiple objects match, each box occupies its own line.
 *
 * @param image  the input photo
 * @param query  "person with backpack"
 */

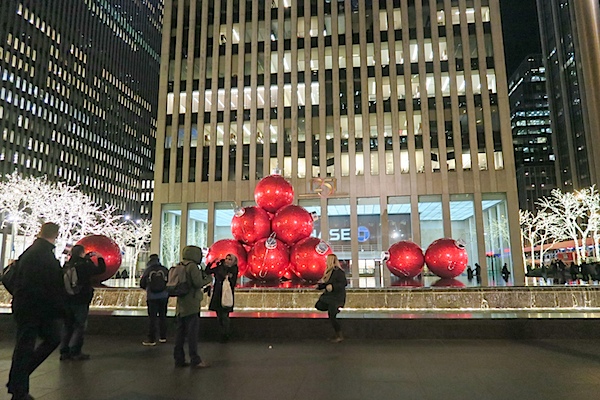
xmin=59 ymin=245 xmax=106 ymax=361
xmin=169 ymin=245 xmax=212 ymax=368
xmin=140 ymin=254 xmax=169 ymax=346
xmin=208 ymin=254 xmax=239 ymax=343
xmin=6 ymin=223 xmax=64 ymax=400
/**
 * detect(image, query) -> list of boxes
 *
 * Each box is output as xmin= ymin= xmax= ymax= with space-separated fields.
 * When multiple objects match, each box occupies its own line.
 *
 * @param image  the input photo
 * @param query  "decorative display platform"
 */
xmin=2 ymin=286 xmax=600 ymax=312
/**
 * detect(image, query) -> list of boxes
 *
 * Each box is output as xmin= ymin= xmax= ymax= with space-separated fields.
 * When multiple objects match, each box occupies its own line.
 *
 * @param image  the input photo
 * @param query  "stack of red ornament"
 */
xmin=206 ymin=173 xmax=332 ymax=282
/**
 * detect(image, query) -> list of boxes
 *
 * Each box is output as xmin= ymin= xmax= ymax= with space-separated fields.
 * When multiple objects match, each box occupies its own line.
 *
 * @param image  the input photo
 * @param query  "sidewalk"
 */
xmin=1 ymin=335 xmax=600 ymax=399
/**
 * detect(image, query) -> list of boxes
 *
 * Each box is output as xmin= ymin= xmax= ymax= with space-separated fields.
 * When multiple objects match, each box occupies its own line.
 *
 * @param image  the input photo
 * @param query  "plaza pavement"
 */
xmin=1 ymin=333 xmax=600 ymax=400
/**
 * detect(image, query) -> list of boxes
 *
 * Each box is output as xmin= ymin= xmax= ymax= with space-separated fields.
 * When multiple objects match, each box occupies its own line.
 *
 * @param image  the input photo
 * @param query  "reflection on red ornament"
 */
xmin=385 ymin=241 xmax=424 ymax=279
xmin=290 ymin=237 xmax=332 ymax=282
xmin=254 ymin=175 xmax=294 ymax=213
xmin=431 ymin=278 xmax=466 ymax=288
xmin=231 ymin=206 xmax=271 ymax=245
xmin=206 ymin=239 xmax=248 ymax=275
xmin=75 ymin=235 xmax=122 ymax=282
xmin=271 ymin=205 xmax=314 ymax=246
xmin=246 ymin=238 xmax=289 ymax=281
xmin=424 ymin=238 xmax=468 ymax=279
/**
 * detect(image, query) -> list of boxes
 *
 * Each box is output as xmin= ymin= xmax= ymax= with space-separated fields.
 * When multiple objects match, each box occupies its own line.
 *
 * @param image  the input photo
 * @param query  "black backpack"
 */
xmin=1 ymin=259 xmax=19 ymax=295
xmin=148 ymin=269 xmax=167 ymax=293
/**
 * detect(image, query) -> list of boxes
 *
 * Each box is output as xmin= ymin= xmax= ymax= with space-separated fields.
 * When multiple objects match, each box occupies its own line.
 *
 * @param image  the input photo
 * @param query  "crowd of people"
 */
xmin=3 ymin=222 xmax=347 ymax=400
xmin=526 ymin=258 xmax=600 ymax=284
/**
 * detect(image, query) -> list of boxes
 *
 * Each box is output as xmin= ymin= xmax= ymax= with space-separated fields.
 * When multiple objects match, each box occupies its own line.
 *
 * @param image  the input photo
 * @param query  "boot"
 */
xmin=329 ymin=332 xmax=344 ymax=343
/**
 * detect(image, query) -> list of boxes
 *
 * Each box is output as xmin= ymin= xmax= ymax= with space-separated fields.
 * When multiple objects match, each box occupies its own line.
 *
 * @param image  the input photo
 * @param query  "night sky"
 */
xmin=499 ymin=0 xmax=542 ymax=77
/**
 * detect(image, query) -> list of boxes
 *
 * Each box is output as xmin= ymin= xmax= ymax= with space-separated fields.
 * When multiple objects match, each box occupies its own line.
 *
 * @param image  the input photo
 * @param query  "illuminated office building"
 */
xmin=0 ymin=0 xmax=163 ymax=217
xmin=536 ymin=0 xmax=600 ymax=190
xmin=153 ymin=0 xmax=522 ymax=286
xmin=508 ymin=54 xmax=555 ymax=212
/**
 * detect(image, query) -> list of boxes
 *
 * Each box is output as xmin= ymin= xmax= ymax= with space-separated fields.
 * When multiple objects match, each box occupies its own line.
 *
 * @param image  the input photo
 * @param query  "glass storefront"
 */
xmin=482 ymin=193 xmax=512 ymax=285
xmin=327 ymin=198 xmax=352 ymax=278
xmin=160 ymin=204 xmax=181 ymax=269
xmin=187 ymin=203 xmax=208 ymax=249
xmin=214 ymin=201 xmax=236 ymax=241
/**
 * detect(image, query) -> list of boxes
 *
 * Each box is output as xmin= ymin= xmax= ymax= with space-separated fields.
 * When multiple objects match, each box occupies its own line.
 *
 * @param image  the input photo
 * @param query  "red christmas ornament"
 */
xmin=231 ymin=206 xmax=271 ymax=245
xmin=290 ymin=237 xmax=332 ymax=282
xmin=271 ymin=205 xmax=314 ymax=246
xmin=246 ymin=237 xmax=290 ymax=281
xmin=431 ymin=278 xmax=466 ymax=288
xmin=424 ymin=238 xmax=468 ymax=279
xmin=75 ymin=235 xmax=122 ymax=282
xmin=254 ymin=174 xmax=294 ymax=213
xmin=206 ymin=239 xmax=248 ymax=276
xmin=384 ymin=241 xmax=424 ymax=279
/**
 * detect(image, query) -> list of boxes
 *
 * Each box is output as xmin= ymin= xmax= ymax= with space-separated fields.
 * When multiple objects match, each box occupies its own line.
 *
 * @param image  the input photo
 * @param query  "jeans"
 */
xmin=147 ymin=298 xmax=168 ymax=341
xmin=60 ymin=303 xmax=90 ymax=356
xmin=7 ymin=316 xmax=62 ymax=398
xmin=174 ymin=313 xmax=201 ymax=366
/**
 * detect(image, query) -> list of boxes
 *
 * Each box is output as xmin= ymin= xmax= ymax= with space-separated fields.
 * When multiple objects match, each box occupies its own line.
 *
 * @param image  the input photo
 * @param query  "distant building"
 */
xmin=0 ymin=0 xmax=163 ymax=218
xmin=508 ymin=55 xmax=555 ymax=211
xmin=536 ymin=0 xmax=600 ymax=190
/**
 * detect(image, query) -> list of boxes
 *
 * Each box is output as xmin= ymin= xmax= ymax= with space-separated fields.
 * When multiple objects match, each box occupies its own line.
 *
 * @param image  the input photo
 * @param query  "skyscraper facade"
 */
xmin=0 ymin=0 xmax=163 ymax=217
xmin=536 ymin=0 xmax=600 ymax=191
xmin=508 ymin=54 xmax=555 ymax=212
xmin=153 ymin=0 xmax=523 ymax=286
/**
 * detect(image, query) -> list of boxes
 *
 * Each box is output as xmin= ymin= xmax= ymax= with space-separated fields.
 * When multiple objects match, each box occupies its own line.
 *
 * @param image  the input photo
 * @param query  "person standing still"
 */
xmin=208 ymin=254 xmax=239 ymax=342
xmin=173 ymin=246 xmax=212 ymax=368
xmin=315 ymin=254 xmax=348 ymax=343
xmin=7 ymin=222 xmax=64 ymax=400
xmin=59 ymin=245 xmax=106 ymax=361
xmin=140 ymin=254 xmax=169 ymax=346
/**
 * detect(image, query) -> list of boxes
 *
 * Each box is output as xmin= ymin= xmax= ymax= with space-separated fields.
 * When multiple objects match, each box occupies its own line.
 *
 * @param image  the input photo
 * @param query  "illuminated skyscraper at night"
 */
xmin=153 ymin=0 xmax=522 ymax=286
xmin=0 ymin=0 xmax=163 ymax=217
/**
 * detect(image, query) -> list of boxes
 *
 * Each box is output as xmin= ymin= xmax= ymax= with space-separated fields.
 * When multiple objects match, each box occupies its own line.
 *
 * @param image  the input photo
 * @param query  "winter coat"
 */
xmin=11 ymin=238 xmax=65 ymax=320
xmin=317 ymin=268 xmax=348 ymax=308
xmin=140 ymin=258 xmax=169 ymax=300
xmin=208 ymin=261 xmax=239 ymax=312
xmin=64 ymin=255 xmax=106 ymax=305
xmin=175 ymin=260 xmax=212 ymax=317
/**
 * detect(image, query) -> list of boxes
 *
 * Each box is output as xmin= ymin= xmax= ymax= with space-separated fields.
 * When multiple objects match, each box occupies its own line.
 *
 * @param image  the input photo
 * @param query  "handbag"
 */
xmin=221 ymin=279 xmax=234 ymax=308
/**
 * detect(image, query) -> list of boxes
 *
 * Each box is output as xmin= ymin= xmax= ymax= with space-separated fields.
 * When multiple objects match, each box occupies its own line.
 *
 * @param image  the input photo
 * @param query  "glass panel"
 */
xmin=214 ymin=201 xmax=236 ymax=241
xmin=327 ymin=198 xmax=351 ymax=278
xmin=387 ymin=196 xmax=412 ymax=243
xmin=418 ymin=195 xmax=443 ymax=250
xmin=161 ymin=205 xmax=181 ymax=268
xmin=450 ymin=194 xmax=479 ymax=285
xmin=482 ymin=193 xmax=512 ymax=286
xmin=187 ymin=203 xmax=208 ymax=248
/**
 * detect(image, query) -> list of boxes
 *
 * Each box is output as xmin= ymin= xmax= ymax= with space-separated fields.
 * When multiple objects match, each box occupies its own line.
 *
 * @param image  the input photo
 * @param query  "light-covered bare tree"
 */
xmin=519 ymin=209 xmax=564 ymax=269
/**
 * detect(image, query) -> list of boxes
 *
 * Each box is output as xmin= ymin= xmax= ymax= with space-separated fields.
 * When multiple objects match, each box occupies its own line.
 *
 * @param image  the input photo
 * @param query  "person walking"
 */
xmin=140 ymin=254 xmax=169 ymax=346
xmin=59 ymin=245 xmax=106 ymax=361
xmin=315 ymin=254 xmax=348 ymax=343
xmin=501 ymin=263 xmax=511 ymax=283
xmin=7 ymin=222 xmax=64 ymax=400
xmin=208 ymin=254 xmax=239 ymax=343
xmin=173 ymin=246 xmax=212 ymax=368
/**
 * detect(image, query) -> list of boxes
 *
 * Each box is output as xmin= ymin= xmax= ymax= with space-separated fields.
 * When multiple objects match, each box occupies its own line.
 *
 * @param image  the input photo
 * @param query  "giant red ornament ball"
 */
xmin=271 ymin=205 xmax=314 ymax=246
xmin=424 ymin=238 xmax=468 ymax=279
xmin=246 ymin=238 xmax=290 ymax=281
xmin=290 ymin=237 xmax=332 ymax=282
xmin=385 ymin=241 xmax=424 ymax=279
xmin=206 ymin=239 xmax=248 ymax=275
xmin=75 ymin=235 xmax=122 ymax=282
xmin=231 ymin=206 xmax=271 ymax=245
xmin=254 ymin=174 xmax=294 ymax=213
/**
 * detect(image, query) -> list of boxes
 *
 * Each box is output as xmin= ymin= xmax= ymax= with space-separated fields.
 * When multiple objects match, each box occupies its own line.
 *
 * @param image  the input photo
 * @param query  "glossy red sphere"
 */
xmin=431 ymin=278 xmax=466 ymax=288
xmin=231 ymin=206 xmax=271 ymax=245
xmin=75 ymin=235 xmax=122 ymax=282
xmin=254 ymin=175 xmax=294 ymax=213
xmin=289 ymin=237 xmax=332 ymax=282
xmin=206 ymin=239 xmax=248 ymax=275
xmin=424 ymin=238 xmax=468 ymax=279
xmin=271 ymin=205 xmax=314 ymax=246
xmin=385 ymin=241 xmax=424 ymax=279
xmin=246 ymin=238 xmax=290 ymax=281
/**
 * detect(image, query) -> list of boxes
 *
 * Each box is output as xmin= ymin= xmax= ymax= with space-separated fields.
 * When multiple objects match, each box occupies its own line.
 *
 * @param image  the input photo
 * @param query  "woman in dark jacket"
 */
xmin=208 ymin=254 xmax=239 ymax=342
xmin=315 ymin=254 xmax=348 ymax=343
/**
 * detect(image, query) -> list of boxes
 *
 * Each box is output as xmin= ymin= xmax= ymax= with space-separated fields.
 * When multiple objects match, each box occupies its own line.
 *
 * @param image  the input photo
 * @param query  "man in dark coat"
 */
xmin=59 ymin=244 xmax=106 ymax=361
xmin=7 ymin=222 xmax=64 ymax=400
xmin=140 ymin=254 xmax=169 ymax=346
